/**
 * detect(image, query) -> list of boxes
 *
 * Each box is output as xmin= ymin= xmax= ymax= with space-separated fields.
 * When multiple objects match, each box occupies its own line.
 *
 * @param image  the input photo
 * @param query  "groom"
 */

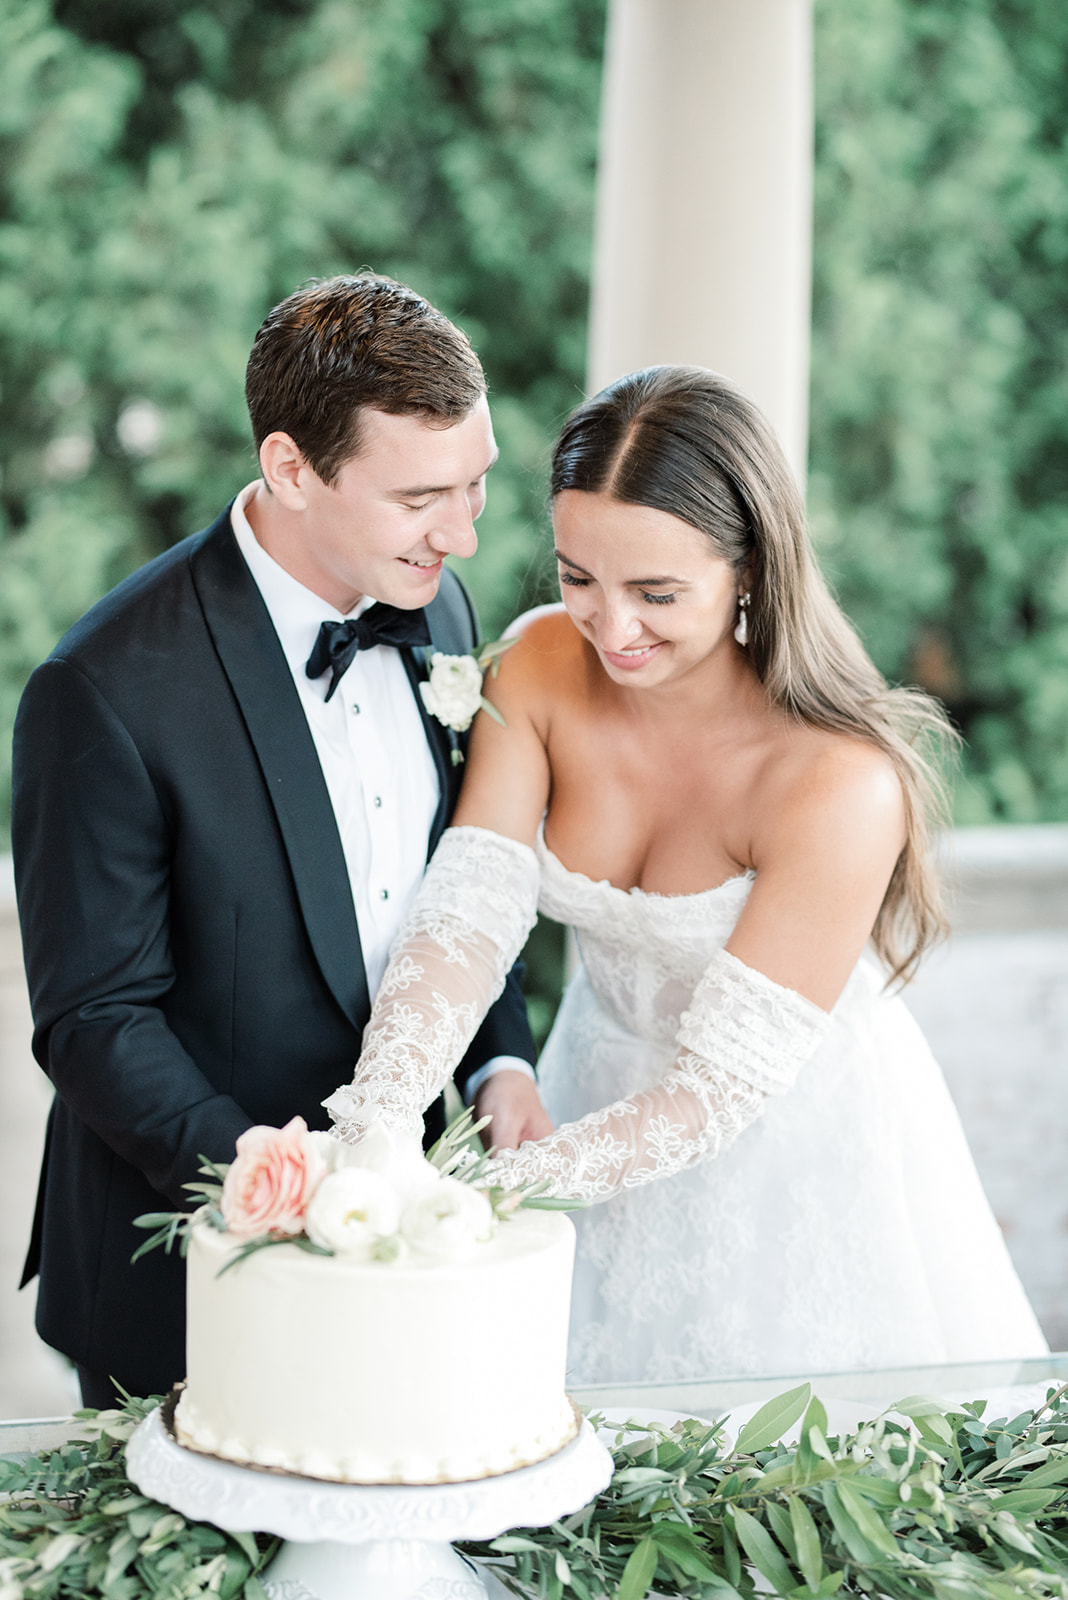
xmin=12 ymin=274 xmax=549 ymax=1407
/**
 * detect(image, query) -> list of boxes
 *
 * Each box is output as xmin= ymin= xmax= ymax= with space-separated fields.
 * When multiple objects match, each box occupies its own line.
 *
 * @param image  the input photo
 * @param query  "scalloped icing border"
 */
xmin=168 ymin=1386 xmax=583 ymax=1486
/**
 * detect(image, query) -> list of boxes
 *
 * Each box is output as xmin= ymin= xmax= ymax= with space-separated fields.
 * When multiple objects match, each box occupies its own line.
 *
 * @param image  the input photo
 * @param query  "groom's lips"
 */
xmin=399 ymin=556 xmax=443 ymax=576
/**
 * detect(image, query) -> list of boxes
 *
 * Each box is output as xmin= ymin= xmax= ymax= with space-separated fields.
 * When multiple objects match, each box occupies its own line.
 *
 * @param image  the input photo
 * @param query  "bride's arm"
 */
xmin=324 ymin=826 xmax=542 ymax=1138
xmin=482 ymin=742 xmax=909 ymax=1201
xmin=325 ymin=620 xmax=558 ymax=1141
xmin=481 ymin=948 xmax=829 ymax=1200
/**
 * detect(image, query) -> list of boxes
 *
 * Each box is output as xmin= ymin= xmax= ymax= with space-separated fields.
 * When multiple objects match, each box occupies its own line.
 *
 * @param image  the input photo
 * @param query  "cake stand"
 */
xmin=126 ymin=1404 xmax=614 ymax=1600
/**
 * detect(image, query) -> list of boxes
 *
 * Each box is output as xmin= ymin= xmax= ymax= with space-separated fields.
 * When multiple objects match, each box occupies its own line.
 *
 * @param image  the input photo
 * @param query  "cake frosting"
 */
xmin=172 ymin=1122 xmax=578 ymax=1484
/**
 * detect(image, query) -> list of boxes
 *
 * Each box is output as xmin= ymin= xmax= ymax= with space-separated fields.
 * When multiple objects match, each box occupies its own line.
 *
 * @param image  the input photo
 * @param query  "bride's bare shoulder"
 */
xmin=503 ymin=603 xmax=578 ymax=650
xmin=754 ymin=723 xmax=907 ymax=861
xmin=494 ymin=605 xmax=585 ymax=695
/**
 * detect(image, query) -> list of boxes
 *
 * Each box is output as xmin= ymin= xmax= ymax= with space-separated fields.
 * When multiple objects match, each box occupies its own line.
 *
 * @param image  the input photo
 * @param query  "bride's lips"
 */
xmin=600 ymin=640 xmax=665 ymax=671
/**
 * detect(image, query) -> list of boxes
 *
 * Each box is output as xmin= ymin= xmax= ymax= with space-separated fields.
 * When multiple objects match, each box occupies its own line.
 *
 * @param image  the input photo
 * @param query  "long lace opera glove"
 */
xmin=324 ymin=826 xmax=540 ymax=1140
xmin=481 ymin=948 xmax=832 ymax=1203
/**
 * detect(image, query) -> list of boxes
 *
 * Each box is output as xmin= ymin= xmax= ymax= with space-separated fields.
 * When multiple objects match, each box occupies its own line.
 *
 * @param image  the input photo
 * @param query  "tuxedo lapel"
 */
xmin=190 ymin=514 xmax=370 ymax=1029
xmin=401 ymin=573 xmax=476 ymax=856
xmin=400 ymin=648 xmax=456 ymax=855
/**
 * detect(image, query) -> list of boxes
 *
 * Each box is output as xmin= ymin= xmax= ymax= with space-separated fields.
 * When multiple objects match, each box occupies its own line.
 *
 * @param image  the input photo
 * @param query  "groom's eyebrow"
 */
xmin=390 ymin=448 xmax=499 ymax=498
xmin=554 ymin=549 xmax=686 ymax=585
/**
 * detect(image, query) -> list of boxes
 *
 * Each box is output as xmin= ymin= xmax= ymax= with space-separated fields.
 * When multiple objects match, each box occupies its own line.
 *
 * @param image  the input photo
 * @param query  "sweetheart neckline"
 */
xmin=536 ymin=831 xmax=755 ymax=905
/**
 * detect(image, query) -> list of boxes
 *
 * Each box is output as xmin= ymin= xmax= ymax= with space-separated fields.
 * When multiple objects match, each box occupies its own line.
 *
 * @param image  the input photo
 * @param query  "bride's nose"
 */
xmin=597 ymin=601 xmax=645 ymax=652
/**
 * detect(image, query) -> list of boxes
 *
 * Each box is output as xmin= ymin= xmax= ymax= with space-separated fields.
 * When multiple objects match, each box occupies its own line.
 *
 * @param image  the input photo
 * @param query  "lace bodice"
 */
xmin=536 ymin=831 xmax=755 ymax=1047
xmin=326 ymin=826 xmax=830 ymax=1204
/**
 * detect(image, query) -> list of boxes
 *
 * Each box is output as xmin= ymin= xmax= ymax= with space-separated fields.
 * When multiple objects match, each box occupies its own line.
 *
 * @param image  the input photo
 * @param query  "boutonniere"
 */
xmin=418 ymin=636 xmax=515 ymax=764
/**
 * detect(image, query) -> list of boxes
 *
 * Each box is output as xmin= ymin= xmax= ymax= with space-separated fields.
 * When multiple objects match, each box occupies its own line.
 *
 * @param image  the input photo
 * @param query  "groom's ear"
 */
xmin=259 ymin=431 xmax=311 ymax=509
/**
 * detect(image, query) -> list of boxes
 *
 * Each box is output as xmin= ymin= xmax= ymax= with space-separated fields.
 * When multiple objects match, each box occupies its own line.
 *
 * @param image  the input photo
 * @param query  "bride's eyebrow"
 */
xmin=554 ymin=550 xmax=686 ymax=586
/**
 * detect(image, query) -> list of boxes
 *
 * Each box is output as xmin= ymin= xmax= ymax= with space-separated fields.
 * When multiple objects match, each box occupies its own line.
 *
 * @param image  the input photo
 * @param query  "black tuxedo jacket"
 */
xmin=12 ymin=508 xmax=535 ymax=1397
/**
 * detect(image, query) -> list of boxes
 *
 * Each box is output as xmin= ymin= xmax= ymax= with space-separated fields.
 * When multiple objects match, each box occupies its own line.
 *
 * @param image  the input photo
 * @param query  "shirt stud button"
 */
xmin=351 ymin=703 xmax=360 ymax=715
xmin=379 ymin=888 xmax=389 ymax=900
xmin=374 ymin=795 xmax=383 ymax=808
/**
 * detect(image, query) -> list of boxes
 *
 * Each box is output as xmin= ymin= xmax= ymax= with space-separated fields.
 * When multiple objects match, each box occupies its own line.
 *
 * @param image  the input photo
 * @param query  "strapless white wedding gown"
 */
xmin=532 ymin=834 xmax=1047 ymax=1385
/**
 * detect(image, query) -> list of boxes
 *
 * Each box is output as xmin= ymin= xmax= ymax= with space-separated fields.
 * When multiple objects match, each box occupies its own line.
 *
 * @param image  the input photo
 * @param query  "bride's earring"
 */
xmin=734 ymin=592 xmax=751 ymax=646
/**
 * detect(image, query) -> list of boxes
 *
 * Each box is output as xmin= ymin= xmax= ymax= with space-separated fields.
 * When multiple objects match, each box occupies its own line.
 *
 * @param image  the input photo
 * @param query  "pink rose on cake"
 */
xmin=220 ymin=1116 xmax=328 ymax=1238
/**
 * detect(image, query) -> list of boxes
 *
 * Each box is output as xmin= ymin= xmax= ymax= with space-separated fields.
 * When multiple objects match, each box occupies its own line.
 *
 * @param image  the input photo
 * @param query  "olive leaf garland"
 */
xmin=6 ymin=1383 xmax=1068 ymax=1599
xmin=0 ymin=1393 xmax=279 ymax=1599
xmin=460 ymin=1380 xmax=1068 ymax=1600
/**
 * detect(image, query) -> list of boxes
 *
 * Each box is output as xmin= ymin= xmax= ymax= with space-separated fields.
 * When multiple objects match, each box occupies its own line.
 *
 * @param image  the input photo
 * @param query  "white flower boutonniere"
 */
xmin=418 ymin=636 xmax=514 ymax=763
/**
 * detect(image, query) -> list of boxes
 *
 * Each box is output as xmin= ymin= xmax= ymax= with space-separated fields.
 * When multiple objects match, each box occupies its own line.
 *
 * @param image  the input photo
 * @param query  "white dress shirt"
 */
xmin=231 ymin=483 xmax=533 ymax=1096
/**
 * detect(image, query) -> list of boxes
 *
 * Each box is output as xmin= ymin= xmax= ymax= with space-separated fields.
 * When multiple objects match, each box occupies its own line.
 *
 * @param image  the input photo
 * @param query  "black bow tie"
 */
xmin=305 ymin=605 xmax=431 ymax=701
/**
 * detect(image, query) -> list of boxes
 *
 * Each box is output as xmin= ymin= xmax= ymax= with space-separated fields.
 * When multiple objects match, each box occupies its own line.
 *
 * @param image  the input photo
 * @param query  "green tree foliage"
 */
xmin=0 ymin=0 xmax=605 ymax=841
xmin=2 ymin=0 xmax=1067 ymax=843
xmin=810 ymin=0 xmax=1068 ymax=822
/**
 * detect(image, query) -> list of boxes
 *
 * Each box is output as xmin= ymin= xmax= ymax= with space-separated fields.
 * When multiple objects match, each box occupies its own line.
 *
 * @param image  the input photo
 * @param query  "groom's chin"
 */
xmin=391 ymin=557 xmax=445 ymax=601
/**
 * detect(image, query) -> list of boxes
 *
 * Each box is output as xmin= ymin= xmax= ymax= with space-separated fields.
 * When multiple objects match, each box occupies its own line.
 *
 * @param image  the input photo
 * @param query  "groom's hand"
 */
xmin=474 ymin=1070 xmax=554 ymax=1151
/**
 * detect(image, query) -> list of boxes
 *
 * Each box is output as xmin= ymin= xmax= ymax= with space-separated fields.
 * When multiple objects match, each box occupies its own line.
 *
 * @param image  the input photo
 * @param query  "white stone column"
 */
xmin=587 ymin=0 xmax=814 ymax=482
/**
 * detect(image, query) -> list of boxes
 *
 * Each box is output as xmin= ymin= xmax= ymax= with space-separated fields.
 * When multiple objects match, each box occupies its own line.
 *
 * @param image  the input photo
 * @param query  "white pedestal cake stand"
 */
xmin=126 ymin=1406 xmax=614 ymax=1600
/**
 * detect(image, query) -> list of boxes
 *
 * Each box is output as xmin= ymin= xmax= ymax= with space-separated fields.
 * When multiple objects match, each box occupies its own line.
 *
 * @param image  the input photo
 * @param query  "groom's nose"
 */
xmin=429 ymin=494 xmax=479 ymax=559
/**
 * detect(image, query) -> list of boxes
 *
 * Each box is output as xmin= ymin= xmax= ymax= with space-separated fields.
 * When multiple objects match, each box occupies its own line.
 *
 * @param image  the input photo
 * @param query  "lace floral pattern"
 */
xmin=327 ymin=826 xmax=829 ymax=1204
xmin=481 ymin=949 xmax=828 ymax=1201
xmin=324 ymin=824 xmax=1047 ymax=1381
xmin=530 ymin=838 xmax=1046 ymax=1382
xmin=536 ymin=836 xmax=754 ymax=1048
xmin=324 ymin=828 xmax=539 ymax=1139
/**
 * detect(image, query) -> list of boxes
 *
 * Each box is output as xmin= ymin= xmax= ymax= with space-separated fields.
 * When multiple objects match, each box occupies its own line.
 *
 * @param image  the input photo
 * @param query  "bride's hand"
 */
xmin=474 ymin=1070 xmax=554 ymax=1151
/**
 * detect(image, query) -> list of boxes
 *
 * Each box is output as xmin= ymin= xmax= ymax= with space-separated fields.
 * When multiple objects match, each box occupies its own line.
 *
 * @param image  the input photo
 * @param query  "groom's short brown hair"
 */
xmin=245 ymin=273 xmax=487 ymax=486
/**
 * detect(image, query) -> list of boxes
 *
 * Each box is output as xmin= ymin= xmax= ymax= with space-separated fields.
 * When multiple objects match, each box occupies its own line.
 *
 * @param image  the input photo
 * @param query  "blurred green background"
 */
xmin=1 ymin=0 xmax=1067 ymax=1037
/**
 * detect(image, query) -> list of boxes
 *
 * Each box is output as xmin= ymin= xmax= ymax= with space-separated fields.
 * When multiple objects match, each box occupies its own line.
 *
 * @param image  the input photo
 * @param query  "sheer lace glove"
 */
xmin=482 ymin=948 xmax=832 ymax=1203
xmin=324 ymin=827 xmax=540 ymax=1140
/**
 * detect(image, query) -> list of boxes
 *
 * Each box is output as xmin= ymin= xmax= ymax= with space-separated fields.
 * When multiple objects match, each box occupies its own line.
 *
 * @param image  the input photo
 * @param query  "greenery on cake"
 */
xmin=132 ymin=1109 xmax=576 ymax=1273
xmin=8 ymin=1383 xmax=1068 ymax=1598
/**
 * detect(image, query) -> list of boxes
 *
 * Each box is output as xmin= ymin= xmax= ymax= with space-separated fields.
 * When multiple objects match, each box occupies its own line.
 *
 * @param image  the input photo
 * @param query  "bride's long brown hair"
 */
xmin=550 ymin=365 xmax=956 ymax=985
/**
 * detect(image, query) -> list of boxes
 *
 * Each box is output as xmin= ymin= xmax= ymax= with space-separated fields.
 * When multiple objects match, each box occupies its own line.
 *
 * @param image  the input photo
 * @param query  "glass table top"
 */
xmin=571 ymin=1351 xmax=1068 ymax=1424
xmin=4 ymin=1353 xmax=1067 ymax=1457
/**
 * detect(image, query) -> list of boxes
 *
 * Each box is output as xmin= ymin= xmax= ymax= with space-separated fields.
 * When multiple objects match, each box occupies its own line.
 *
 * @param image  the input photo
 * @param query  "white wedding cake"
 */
xmin=172 ymin=1118 xmax=578 ymax=1484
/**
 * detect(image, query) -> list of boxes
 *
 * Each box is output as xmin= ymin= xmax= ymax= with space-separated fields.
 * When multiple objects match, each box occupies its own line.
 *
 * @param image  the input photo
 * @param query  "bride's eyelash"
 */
xmin=560 ymin=571 xmax=677 ymax=605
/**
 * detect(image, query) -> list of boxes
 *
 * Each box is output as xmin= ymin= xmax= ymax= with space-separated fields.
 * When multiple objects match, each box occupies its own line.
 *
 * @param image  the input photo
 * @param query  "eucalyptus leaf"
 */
xmin=1018 ymin=1453 xmax=1068 ymax=1489
xmin=820 ymin=1482 xmax=882 ymax=1565
xmin=733 ymin=1506 xmax=797 ymax=1594
xmin=989 ymin=1486 xmax=1055 ymax=1517
xmin=835 ymin=1478 xmax=899 ymax=1557
xmin=735 ymin=1382 xmax=812 ymax=1454
xmin=478 ymin=695 xmax=507 ymax=727
xmin=617 ymin=1535 xmax=659 ymax=1600
xmin=764 ymin=1498 xmax=798 ymax=1564
xmin=893 ymin=1395 xmax=952 ymax=1420
xmin=790 ymin=1492 xmax=824 ymax=1589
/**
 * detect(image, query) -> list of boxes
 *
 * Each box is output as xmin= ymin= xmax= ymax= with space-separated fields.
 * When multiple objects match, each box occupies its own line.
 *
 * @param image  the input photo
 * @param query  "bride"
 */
xmin=327 ymin=366 xmax=1046 ymax=1382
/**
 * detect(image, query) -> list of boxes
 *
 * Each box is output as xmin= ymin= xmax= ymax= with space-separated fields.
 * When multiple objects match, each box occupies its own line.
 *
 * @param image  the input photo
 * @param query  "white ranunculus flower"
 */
xmin=419 ymin=652 xmax=484 ymax=733
xmin=349 ymin=1119 xmax=442 ymax=1200
xmin=401 ymin=1177 xmax=495 ymax=1262
xmin=305 ymin=1129 xmax=349 ymax=1175
xmin=304 ymin=1169 xmax=401 ymax=1258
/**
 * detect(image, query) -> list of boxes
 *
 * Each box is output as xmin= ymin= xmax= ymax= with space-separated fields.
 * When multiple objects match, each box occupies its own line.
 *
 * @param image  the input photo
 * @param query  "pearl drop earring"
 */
xmin=734 ymin=592 xmax=751 ymax=646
